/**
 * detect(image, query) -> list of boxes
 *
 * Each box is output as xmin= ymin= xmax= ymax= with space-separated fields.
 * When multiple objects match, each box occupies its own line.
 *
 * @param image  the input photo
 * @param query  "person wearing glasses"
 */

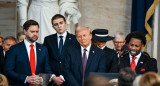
xmin=113 ymin=32 xmax=126 ymax=56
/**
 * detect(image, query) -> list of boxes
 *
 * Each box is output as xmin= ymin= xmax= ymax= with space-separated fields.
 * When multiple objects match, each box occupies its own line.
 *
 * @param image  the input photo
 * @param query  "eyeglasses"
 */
xmin=113 ymin=41 xmax=125 ymax=44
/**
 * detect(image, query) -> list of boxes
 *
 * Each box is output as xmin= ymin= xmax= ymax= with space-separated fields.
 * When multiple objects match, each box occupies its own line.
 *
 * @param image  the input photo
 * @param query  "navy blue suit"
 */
xmin=4 ymin=41 xmax=52 ymax=86
xmin=64 ymin=44 xmax=106 ymax=86
xmin=43 ymin=32 xmax=77 ymax=76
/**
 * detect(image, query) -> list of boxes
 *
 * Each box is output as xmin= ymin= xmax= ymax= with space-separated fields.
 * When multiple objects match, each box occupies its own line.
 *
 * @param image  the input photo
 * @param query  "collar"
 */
xmin=57 ymin=32 xmax=67 ymax=38
xmin=129 ymin=52 xmax=142 ymax=59
xmin=81 ymin=43 xmax=91 ymax=52
xmin=24 ymin=39 xmax=36 ymax=47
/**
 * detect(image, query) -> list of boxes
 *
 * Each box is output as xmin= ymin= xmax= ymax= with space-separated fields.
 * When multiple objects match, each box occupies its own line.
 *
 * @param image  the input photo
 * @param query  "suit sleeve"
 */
xmin=44 ymin=47 xmax=52 ymax=74
xmin=63 ymin=49 xmax=80 ymax=86
xmin=147 ymin=58 xmax=158 ymax=73
xmin=4 ymin=46 xmax=27 ymax=83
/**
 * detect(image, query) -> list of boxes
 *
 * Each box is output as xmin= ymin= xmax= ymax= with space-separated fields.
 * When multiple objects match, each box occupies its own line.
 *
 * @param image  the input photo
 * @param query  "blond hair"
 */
xmin=139 ymin=72 xmax=160 ymax=86
xmin=0 ymin=74 xmax=8 ymax=86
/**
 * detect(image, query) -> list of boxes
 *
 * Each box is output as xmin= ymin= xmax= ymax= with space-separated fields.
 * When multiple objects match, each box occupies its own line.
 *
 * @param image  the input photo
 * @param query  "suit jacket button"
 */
xmin=59 ymin=61 xmax=61 ymax=63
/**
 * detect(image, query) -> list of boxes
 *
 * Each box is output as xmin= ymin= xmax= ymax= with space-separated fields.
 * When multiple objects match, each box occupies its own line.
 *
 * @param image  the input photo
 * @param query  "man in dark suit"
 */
xmin=64 ymin=26 xmax=106 ymax=86
xmin=91 ymin=29 xmax=117 ymax=72
xmin=0 ymin=36 xmax=17 ymax=74
xmin=110 ymin=31 xmax=158 ymax=74
xmin=43 ymin=14 xmax=77 ymax=85
xmin=4 ymin=20 xmax=60 ymax=86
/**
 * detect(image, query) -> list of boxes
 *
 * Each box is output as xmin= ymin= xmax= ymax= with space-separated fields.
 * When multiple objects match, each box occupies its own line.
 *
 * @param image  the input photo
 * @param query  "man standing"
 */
xmin=0 ymin=36 xmax=17 ymax=74
xmin=92 ymin=29 xmax=117 ymax=72
xmin=110 ymin=31 xmax=157 ymax=74
xmin=43 ymin=14 xmax=77 ymax=85
xmin=4 ymin=20 xmax=60 ymax=86
xmin=64 ymin=26 xmax=106 ymax=86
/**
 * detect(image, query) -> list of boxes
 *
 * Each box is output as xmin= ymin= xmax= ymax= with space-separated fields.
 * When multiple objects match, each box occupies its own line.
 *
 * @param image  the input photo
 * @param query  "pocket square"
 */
xmin=140 ymin=68 xmax=145 ymax=72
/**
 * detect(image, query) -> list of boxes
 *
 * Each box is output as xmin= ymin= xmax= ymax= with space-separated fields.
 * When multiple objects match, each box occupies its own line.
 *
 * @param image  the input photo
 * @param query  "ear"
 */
xmin=23 ymin=29 xmax=26 ymax=34
xmin=141 ymin=44 xmax=145 ymax=50
xmin=90 ymin=34 xmax=92 ymax=39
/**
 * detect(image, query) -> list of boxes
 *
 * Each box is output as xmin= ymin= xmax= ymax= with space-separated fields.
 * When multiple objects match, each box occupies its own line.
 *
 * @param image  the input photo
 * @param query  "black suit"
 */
xmin=0 ymin=46 xmax=4 ymax=73
xmin=43 ymin=32 xmax=78 ymax=76
xmin=64 ymin=44 xmax=106 ymax=86
xmin=103 ymin=46 xmax=117 ymax=72
xmin=110 ymin=53 xmax=158 ymax=74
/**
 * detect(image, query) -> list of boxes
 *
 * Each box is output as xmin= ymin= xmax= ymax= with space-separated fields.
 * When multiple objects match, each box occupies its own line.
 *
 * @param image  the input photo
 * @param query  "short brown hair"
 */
xmin=51 ymin=14 xmax=66 ymax=25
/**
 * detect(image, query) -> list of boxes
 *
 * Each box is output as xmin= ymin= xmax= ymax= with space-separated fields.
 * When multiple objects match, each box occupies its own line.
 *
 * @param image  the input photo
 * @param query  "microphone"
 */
xmin=119 ymin=44 xmax=129 ymax=57
xmin=118 ymin=44 xmax=129 ymax=72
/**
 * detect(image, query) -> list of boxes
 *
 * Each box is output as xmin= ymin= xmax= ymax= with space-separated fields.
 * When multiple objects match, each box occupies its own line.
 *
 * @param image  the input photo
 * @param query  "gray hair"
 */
xmin=114 ymin=32 xmax=125 ymax=39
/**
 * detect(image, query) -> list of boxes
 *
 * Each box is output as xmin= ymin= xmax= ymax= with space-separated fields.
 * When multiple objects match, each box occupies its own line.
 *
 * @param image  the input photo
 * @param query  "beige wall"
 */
xmin=79 ymin=0 xmax=132 ymax=48
xmin=0 ymin=0 xmax=17 ymax=38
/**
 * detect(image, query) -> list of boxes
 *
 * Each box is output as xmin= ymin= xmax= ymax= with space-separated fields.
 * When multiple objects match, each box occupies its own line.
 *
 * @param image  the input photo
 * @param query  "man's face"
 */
xmin=113 ymin=37 xmax=125 ymax=52
xmin=76 ymin=29 xmax=92 ymax=48
xmin=129 ymin=38 xmax=144 ymax=57
xmin=24 ymin=25 xmax=39 ymax=43
xmin=52 ymin=18 xmax=67 ymax=34
xmin=0 ymin=38 xmax=3 ymax=46
xmin=3 ymin=39 xmax=16 ymax=52
xmin=18 ymin=35 xmax=25 ymax=43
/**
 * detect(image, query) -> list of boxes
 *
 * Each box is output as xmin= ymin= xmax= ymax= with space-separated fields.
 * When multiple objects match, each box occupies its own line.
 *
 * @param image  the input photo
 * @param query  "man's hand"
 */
xmin=52 ymin=76 xmax=64 ymax=86
xmin=26 ymin=74 xmax=42 ymax=85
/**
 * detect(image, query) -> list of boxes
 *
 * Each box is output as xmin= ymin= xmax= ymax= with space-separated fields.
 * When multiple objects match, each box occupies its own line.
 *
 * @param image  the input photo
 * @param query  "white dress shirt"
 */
xmin=129 ymin=52 xmax=141 ymax=65
xmin=57 ymin=32 xmax=67 ymax=48
xmin=24 ymin=39 xmax=37 ymax=67
xmin=81 ymin=44 xmax=91 ymax=60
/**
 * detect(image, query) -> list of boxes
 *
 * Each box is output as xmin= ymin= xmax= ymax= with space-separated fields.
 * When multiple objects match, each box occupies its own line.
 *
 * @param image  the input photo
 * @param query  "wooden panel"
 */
xmin=0 ymin=0 xmax=17 ymax=38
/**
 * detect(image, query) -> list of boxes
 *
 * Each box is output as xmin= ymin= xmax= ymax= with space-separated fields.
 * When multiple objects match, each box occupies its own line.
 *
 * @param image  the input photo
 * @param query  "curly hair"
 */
xmin=125 ymin=31 xmax=146 ymax=45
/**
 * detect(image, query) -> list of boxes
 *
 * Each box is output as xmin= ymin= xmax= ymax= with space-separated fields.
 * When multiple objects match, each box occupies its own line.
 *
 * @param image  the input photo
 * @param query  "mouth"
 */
xmin=130 ymin=50 xmax=136 ymax=55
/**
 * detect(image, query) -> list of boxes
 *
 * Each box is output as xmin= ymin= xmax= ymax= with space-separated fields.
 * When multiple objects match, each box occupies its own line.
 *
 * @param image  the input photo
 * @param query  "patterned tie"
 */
xmin=30 ymin=44 xmax=35 ymax=75
xmin=82 ymin=48 xmax=87 ymax=86
xmin=130 ymin=57 xmax=137 ymax=70
xmin=59 ymin=36 xmax=63 ymax=56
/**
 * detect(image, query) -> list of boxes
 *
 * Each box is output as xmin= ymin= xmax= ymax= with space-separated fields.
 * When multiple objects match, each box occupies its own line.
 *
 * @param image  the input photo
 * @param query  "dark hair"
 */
xmin=125 ymin=31 xmax=146 ymax=45
xmin=3 ymin=36 xmax=17 ymax=44
xmin=23 ymin=20 xmax=39 ymax=31
xmin=118 ymin=67 xmax=136 ymax=86
xmin=51 ymin=14 xmax=66 ymax=25
xmin=17 ymin=31 xmax=25 ymax=39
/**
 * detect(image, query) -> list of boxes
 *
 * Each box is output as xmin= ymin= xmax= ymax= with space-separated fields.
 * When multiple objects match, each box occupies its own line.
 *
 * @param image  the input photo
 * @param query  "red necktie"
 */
xmin=130 ymin=57 xmax=136 ymax=70
xmin=30 ymin=44 xmax=35 ymax=75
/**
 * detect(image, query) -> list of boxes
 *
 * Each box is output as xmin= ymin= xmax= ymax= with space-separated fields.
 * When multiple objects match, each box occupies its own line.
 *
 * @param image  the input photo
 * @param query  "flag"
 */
xmin=131 ymin=0 xmax=160 ymax=47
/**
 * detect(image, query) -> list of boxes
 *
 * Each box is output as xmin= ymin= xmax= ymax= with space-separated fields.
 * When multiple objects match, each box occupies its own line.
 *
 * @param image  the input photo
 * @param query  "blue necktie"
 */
xmin=59 ymin=36 xmax=63 ymax=56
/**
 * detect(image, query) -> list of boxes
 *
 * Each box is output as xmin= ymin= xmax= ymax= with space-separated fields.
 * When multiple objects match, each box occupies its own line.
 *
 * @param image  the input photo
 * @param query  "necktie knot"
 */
xmin=59 ymin=36 xmax=63 ymax=39
xmin=132 ymin=57 xmax=136 ymax=61
xmin=84 ymin=48 xmax=87 ymax=52
xmin=30 ymin=44 xmax=34 ymax=48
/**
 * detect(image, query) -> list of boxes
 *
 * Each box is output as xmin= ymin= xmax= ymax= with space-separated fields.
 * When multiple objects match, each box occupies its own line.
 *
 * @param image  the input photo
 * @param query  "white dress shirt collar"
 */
xmin=81 ymin=44 xmax=91 ymax=59
xmin=129 ymin=52 xmax=142 ymax=65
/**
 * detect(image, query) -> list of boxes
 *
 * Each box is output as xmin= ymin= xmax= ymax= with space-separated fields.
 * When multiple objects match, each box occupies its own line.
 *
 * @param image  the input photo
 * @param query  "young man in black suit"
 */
xmin=43 ymin=14 xmax=77 ymax=85
xmin=92 ymin=29 xmax=117 ymax=72
xmin=110 ymin=31 xmax=158 ymax=74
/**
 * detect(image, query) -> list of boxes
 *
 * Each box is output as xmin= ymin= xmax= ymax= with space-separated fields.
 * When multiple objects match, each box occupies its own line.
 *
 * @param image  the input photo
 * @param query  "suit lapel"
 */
xmin=21 ymin=41 xmax=31 ymax=72
xmin=135 ymin=54 xmax=145 ymax=71
xmin=52 ymin=34 xmax=59 ymax=59
xmin=85 ymin=45 xmax=95 ymax=72
xmin=36 ymin=43 xmax=41 ymax=74
xmin=61 ymin=32 xmax=72 ymax=58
